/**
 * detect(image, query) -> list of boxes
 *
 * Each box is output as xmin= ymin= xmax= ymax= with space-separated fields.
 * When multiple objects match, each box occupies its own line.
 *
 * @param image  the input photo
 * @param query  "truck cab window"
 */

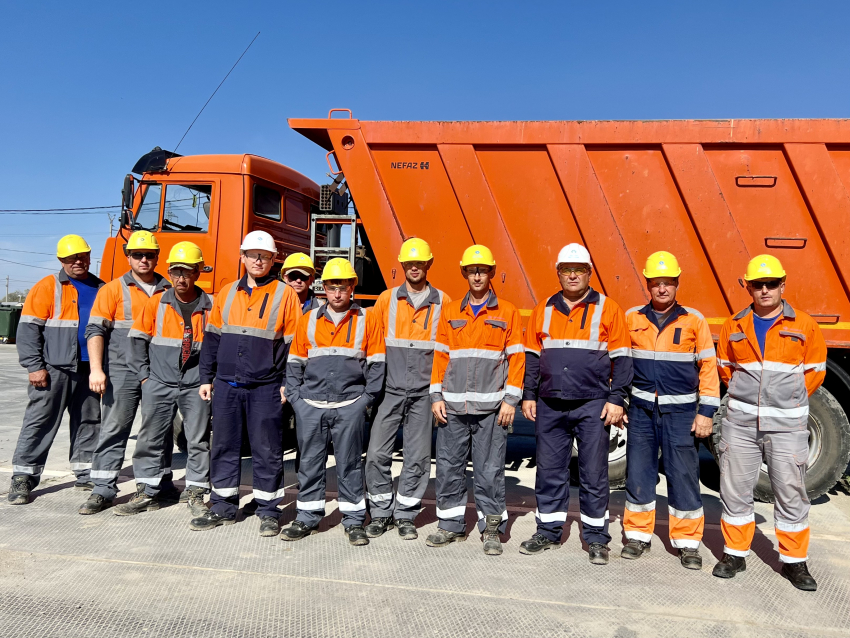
xmin=133 ymin=183 xmax=162 ymax=230
xmin=161 ymin=184 xmax=212 ymax=233
xmin=253 ymin=184 xmax=281 ymax=221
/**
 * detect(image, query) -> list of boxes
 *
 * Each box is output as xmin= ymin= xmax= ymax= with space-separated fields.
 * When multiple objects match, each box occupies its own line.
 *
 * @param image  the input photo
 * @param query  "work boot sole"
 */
xmin=280 ymin=529 xmax=319 ymax=541
xmin=189 ymin=518 xmax=236 ymax=532
xmin=425 ymin=534 xmax=467 ymax=548
xmin=259 ymin=526 xmax=282 ymax=538
xmin=483 ymin=543 xmax=503 ymax=556
xmin=348 ymin=536 xmax=370 ymax=546
xmin=620 ymin=547 xmax=650 ymax=560
xmin=398 ymin=530 xmax=418 ymax=540
xmin=79 ymin=501 xmax=113 ymax=515
xmin=7 ymin=494 xmax=29 ymax=505
xmin=114 ymin=502 xmax=161 ymax=516
xmin=519 ymin=542 xmax=560 ymax=556
xmin=589 ymin=553 xmax=609 ymax=566
xmin=680 ymin=557 xmax=703 ymax=571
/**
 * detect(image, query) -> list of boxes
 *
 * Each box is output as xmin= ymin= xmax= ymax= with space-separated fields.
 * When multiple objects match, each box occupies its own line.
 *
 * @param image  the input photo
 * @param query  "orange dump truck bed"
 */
xmin=290 ymin=115 xmax=850 ymax=347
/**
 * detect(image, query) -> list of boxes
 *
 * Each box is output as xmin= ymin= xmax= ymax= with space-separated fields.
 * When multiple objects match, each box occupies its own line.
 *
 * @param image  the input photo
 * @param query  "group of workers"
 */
xmin=5 ymin=229 xmax=826 ymax=593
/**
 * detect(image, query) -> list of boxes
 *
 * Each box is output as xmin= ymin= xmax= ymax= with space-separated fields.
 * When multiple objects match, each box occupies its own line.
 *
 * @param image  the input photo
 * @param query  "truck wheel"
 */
xmin=708 ymin=389 xmax=850 ymax=503
xmin=607 ymin=425 xmax=628 ymax=489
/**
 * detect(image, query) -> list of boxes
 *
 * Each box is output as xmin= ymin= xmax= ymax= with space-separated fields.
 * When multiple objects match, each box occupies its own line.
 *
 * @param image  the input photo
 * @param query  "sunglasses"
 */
xmin=130 ymin=252 xmax=157 ymax=261
xmin=285 ymin=272 xmax=311 ymax=282
xmin=463 ymin=267 xmax=491 ymax=276
xmin=750 ymin=279 xmax=783 ymax=290
xmin=244 ymin=252 xmax=273 ymax=263
xmin=169 ymin=268 xmax=196 ymax=280
xmin=558 ymin=266 xmax=590 ymax=275
xmin=61 ymin=254 xmax=89 ymax=264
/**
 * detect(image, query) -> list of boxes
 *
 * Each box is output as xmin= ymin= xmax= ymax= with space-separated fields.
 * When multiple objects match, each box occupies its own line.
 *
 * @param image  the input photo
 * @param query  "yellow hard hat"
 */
xmin=125 ymin=231 xmax=160 ymax=252
xmin=282 ymin=252 xmax=315 ymax=274
xmin=166 ymin=241 xmax=204 ymax=266
xmin=398 ymin=238 xmax=433 ymax=263
xmin=643 ymin=251 xmax=682 ymax=279
xmin=460 ymin=244 xmax=496 ymax=268
xmin=744 ymin=254 xmax=786 ymax=281
xmin=321 ymin=257 xmax=358 ymax=284
xmin=57 ymin=234 xmax=91 ymax=258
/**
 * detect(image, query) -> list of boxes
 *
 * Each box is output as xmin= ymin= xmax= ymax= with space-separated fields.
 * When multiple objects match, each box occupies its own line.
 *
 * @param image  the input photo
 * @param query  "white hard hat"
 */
xmin=556 ymin=243 xmax=592 ymax=267
xmin=240 ymin=230 xmax=277 ymax=254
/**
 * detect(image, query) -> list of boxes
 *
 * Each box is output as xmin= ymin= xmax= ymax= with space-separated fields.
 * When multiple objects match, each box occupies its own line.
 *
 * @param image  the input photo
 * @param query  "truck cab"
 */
xmin=100 ymin=148 xmax=320 ymax=294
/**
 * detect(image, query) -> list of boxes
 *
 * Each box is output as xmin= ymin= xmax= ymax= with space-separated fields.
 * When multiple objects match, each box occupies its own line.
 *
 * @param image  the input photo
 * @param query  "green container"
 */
xmin=0 ymin=305 xmax=22 ymax=343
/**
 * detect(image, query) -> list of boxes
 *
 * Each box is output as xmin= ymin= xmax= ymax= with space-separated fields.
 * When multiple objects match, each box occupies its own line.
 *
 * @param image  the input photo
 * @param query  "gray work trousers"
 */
xmin=12 ymin=362 xmax=100 ymax=486
xmin=435 ymin=411 xmax=507 ymax=535
xmin=365 ymin=392 xmax=433 ymax=520
xmin=91 ymin=366 xmax=141 ymax=499
xmin=719 ymin=419 xmax=811 ymax=562
xmin=132 ymin=378 xmax=211 ymax=497
xmin=293 ymin=397 xmax=368 ymax=528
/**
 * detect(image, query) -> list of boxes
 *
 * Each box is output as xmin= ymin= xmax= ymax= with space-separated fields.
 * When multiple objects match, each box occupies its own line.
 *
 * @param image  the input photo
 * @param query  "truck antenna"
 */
xmin=173 ymin=31 xmax=261 ymax=153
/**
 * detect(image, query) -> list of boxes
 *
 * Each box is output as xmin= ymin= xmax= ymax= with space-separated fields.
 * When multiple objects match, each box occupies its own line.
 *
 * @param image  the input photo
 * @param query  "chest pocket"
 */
xmin=779 ymin=330 xmax=806 ymax=363
xmin=728 ymin=331 xmax=752 ymax=362
xmin=485 ymin=318 xmax=507 ymax=348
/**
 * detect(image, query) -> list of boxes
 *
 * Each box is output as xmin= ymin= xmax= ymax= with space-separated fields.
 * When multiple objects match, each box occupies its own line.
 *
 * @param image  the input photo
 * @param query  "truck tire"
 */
xmin=607 ymin=425 xmax=628 ymax=489
xmin=708 ymin=388 xmax=850 ymax=503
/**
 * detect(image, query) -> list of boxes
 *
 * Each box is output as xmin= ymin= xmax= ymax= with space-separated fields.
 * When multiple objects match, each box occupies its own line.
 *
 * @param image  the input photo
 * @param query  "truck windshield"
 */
xmin=133 ymin=183 xmax=162 ymax=230
xmin=131 ymin=183 xmax=211 ymax=233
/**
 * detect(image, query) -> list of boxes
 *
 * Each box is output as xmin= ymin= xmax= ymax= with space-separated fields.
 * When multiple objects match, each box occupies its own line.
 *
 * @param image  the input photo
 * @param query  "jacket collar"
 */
xmin=396 ymin=282 xmax=441 ymax=306
xmin=637 ymin=301 xmax=688 ymax=331
xmin=460 ymin=290 xmax=498 ymax=312
xmin=57 ymin=268 xmax=104 ymax=287
xmin=237 ymin=273 xmax=276 ymax=291
xmin=122 ymin=271 xmax=170 ymax=293
xmin=734 ymin=299 xmax=796 ymax=322
xmin=317 ymin=301 xmax=362 ymax=322
xmin=160 ymin=286 xmax=212 ymax=313
xmin=548 ymin=287 xmax=601 ymax=315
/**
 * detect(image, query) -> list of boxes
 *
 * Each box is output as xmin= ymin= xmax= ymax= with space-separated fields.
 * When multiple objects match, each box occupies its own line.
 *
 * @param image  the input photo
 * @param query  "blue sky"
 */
xmin=1 ymin=1 xmax=849 ymax=292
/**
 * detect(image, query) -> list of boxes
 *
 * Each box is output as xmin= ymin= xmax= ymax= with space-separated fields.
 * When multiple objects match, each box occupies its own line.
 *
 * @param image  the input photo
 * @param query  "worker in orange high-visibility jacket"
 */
xmin=8 ymin=234 xmax=104 ymax=505
xmin=195 ymin=231 xmax=301 ymax=537
xmin=365 ymin=238 xmax=450 ymax=541
xmin=621 ymin=251 xmax=720 ymax=570
xmin=118 ymin=242 xmax=213 ymax=518
xmin=713 ymin=255 xmax=827 ymax=592
xmin=427 ymin=245 xmax=524 ymax=557
xmin=519 ymin=243 xmax=631 ymax=565
xmin=282 ymin=258 xmax=386 ymax=547
xmin=80 ymin=231 xmax=171 ymax=515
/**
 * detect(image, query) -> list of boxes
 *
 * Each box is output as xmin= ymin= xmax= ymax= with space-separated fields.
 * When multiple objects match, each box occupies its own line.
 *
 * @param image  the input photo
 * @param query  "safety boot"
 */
xmin=79 ymin=494 xmax=112 ymax=515
xmin=425 ymin=528 xmax=467 ymax=547
xmin=588 ymin=543 xmax=610 ymax=565
xmin=7 ymin=476 xmax=31 ymax=505
xmin=781 ymin=561 xmax=817 ymax=591
xmin=185 ymin=486 xmax=208 ymax=517
xmin=365 ymin=517 xmax=395 ymax=538
xmin=678 ymin=548 xmax=703 ymax=570
xmin=621 ymin=539 xmax=651 ymax=560
xmin=481 ymin=515 xmax=503 ymax=556
xmin=189 ymin=510 xmax=236 ymax=531
xmin=259 ymin=516 xmax=281 ymax=537
xmin=114 ymin=484 xmax=163 ymax=516
xmin=519 ymin=533 xmax=560 ymax=555
xmin=712 ymin=553 xmax=747 ymax=579
xmin=395 ymin=519 xmax=418 ymax=540
xmin=74 ymin=480 xmax=94 ymax=491
xmin=344 ymin=525 xmax=370 ymax=546
xmin=280 ymin=521 xmax=319 ymax=541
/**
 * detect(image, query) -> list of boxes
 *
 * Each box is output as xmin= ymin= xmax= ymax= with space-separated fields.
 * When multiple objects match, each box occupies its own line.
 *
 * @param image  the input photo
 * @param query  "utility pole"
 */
xmin=5 ymin=275 xmax=8 ymax=303
xmin=108 ymin=212 xmax=116 ymax=238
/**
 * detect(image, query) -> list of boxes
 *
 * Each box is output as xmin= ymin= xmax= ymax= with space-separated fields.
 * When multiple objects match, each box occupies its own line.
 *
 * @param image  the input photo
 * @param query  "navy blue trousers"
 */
xmin=534 ymin=397 xmax=611 ymax=545
xmin=209 ymin=380 xmax=285 ymax=519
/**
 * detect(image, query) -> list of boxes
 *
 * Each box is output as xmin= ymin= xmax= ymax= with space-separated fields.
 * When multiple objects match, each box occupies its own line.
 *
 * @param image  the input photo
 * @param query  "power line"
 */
xmin=0 ymin=257 xmax=56 ymax=271
xmin=0 ymin=210 xmax=109 ymax=215
xmin=0 ymin=248 xmax=56 ymax=256
xmin=0 ymin=205 xmax=119 ymax=212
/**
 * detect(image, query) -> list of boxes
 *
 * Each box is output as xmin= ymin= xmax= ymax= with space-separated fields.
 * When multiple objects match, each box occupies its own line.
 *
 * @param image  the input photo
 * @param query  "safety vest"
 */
xmin=717 ymin=301 xmax=827 ymax=432
xmin=430 ymin=291 xmax=524 ymax=414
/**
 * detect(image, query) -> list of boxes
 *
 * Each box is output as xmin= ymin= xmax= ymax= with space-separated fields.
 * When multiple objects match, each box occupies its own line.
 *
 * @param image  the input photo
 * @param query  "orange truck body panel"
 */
xmin=290 ymin=116 xmax=850 ymax=348
xmin=101 ymin=154 xmax=319 ymax=295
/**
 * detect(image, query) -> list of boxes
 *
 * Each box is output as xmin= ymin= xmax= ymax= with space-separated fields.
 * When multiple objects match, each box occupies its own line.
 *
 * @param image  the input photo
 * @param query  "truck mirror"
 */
xmin=122 ymin=174 xmax=135 ymax=211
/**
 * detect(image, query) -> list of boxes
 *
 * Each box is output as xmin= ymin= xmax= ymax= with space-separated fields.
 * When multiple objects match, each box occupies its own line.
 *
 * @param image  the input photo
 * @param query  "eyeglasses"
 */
xmin=404 ymin=261 xmax=429 ymax=269
xmin=130 ymin=252 xmax=157 ymax=261
xmin=323 ymin=284 xmax=351 ymax=293
xmin=169 ymin=268 xmax=196 ymax=280
xmin=60 ymin=254 xmax=89 ymax=264
xmin=463 ymin=267 xmax=491 ymax=276
xmin=750 ymin=279 xmax=783 ymax=290
xmin=285 ymin=272 xmax=311 ymax=282
xmin=649 ymin=279 xmax=678 ymax=289
xmin=558 ymin=266 xmax=590 ymax=275
xmin=243 ymin=252 xmax=273 ymax=263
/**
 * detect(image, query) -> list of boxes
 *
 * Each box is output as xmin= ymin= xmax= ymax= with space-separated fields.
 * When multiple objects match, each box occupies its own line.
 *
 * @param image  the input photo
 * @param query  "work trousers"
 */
xmin=293 ymin=397 xmax=368 ymax=528
xmin=209 ymin=380 xmax=284 ymax=519
xmin=435 ymin=411 xmax=507 ymax=535
xmin=91 ymin=366 xmax=142 ymax=500
xmin=623 ymin=403 xmax=704 ymax=548
xmin=12 ymin=362 xmax=100 ymax=487
xmin=133 ymin=378 xmax=210 ymax=497
xmin=718 ymin=419 xmax=811 ymax=563
xmin=365 ymin=392 xmax=433 ymax=520
xmin=534 ymin=397 xmax=611 ymax=545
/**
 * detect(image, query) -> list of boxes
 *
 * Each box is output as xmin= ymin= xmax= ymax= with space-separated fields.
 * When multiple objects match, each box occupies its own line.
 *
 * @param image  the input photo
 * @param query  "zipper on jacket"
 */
xmin=580 ymin=303 xmax=590 ymax=329
xmin=258 ymin=293 xmax=269 ymax=319
xmin=423 ymin=304 xmax=433 ymax=330
xmin=346 ymin=314 xmax=354 ymax=342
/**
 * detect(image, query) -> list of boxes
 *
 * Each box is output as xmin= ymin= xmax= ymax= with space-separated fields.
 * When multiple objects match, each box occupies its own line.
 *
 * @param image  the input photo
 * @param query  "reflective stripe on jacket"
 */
xmin=371 ymin=284 xmax=449 ymax=396
xmin=200 ymin=275 xmax=300 ymax=386
xmin=285 ymin=303 xmax=385 ymax=405
xmin=523 ymin=288 xmax=632 ymax=405
xmin=17 ymin=269 xmax=105 ymax=373
xmin=717 ymin=301 xmax=826 ymax=432
xmin=128 ymin=287 xmax=212 ymax=387
xmin=430 ymin=291 xmax=524 ymax=415
xmin=626 ymin=303 xmax=720 ymax=416
xmin=84 ymin=272 xmax=170 ymax=370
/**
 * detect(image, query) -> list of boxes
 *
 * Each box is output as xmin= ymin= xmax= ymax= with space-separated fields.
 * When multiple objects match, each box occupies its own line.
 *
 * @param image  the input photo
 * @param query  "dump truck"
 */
xmin=103 ymin=114 xmax=850 ymax=501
